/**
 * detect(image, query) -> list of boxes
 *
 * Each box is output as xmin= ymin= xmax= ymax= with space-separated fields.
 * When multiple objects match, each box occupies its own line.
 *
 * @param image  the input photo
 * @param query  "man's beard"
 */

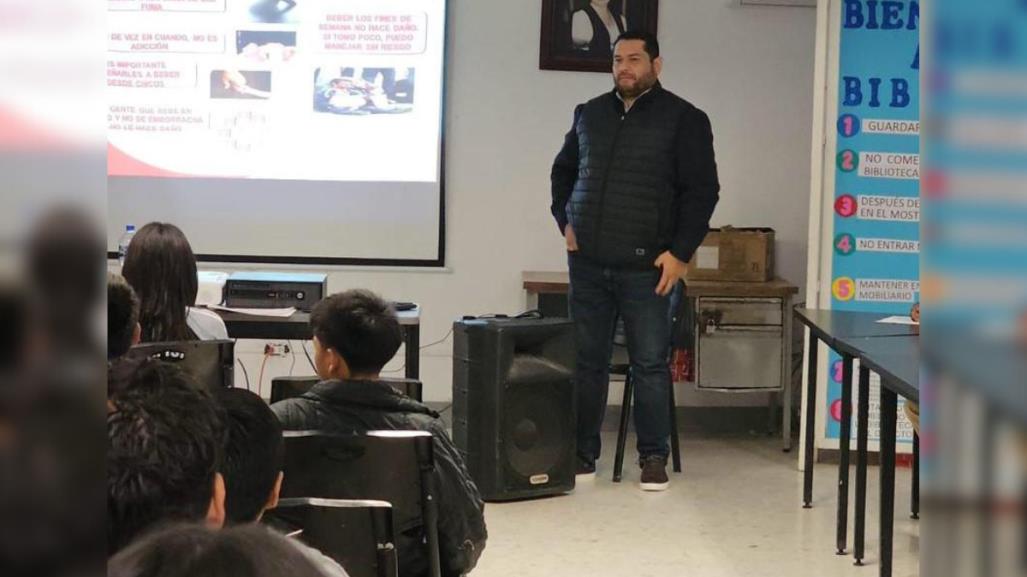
xmin=614 ymin=72 xmax=656 ymax=99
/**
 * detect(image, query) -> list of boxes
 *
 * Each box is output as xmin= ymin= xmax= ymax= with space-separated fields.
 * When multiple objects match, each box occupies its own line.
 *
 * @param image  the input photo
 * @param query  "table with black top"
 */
xmin=216 ymin=307 xmax=422 ymax=380
xmin=836 ymin=335 xmax=919 ymax=577
xmin=792 ymin=308 xmax=919 ymax=556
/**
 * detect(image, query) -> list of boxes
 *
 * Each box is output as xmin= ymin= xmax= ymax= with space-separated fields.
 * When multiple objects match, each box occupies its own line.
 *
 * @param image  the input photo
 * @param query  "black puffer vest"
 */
xmin=567 ymin=84 xmax=689 ymax=268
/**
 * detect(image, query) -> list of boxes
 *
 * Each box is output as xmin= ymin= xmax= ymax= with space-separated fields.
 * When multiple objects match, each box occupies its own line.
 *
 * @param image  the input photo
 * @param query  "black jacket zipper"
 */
xmin=594 ymin=110 xmax=628 ymax=258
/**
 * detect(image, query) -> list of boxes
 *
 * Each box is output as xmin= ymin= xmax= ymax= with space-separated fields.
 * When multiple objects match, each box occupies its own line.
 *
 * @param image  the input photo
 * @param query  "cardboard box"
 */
xmin=686 ymin=227 xmax=775 ymax=282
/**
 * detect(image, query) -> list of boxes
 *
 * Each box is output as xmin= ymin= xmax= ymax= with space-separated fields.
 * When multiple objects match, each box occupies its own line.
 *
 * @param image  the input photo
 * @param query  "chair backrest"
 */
xmin=268 ymin=498 xmax=398 ymax=577
xmin=270 ymin=377 xmax=423 ymax=404
xmin=280 ymin=431 xmax=442 ymax=577
xmin=124 ymin=339 xmax=234 ymax=391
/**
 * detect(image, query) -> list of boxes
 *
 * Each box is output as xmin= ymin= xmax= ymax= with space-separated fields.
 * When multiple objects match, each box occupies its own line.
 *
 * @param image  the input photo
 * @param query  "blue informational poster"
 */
xmin=826 ymin=0 xmax=920 ymax=443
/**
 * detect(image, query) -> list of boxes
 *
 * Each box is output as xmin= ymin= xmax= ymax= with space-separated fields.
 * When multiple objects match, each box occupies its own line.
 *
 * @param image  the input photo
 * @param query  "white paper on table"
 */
xmin=196 ymin=271 xmax=229 ymax=306
xmin=207 ymin=304 xmax=297 ymax=318
xmin=876 ymin=315 xmax=919 ymax=326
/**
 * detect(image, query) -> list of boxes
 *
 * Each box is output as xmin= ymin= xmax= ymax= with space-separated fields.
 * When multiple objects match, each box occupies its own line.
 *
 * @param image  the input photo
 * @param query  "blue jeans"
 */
xmin=568 ymin=253 xmax=674 ymax=463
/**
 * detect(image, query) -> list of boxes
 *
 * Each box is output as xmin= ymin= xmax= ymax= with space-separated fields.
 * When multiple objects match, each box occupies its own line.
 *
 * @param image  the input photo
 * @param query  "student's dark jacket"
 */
xmin=271 ymin=379 xmax=487 ymax=577
xmin=551 ymin=82 xmax=720 ymax=268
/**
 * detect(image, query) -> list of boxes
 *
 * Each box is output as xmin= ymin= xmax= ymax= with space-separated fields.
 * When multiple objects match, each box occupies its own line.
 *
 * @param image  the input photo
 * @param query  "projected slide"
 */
xmin=107 ymin=0 xmax=442 ymax=183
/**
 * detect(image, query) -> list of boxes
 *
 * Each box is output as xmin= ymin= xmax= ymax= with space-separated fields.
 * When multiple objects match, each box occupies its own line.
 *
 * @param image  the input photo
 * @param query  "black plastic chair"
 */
xmin=271 ymin=376 xmax=423 ymax=404
xmin=279 ymin=431 xmax=442 ymax=577
xmin=124 ymin=339 xmax=234 ymax=391
xmin=268 ymin=497 xmax=398 ymax=577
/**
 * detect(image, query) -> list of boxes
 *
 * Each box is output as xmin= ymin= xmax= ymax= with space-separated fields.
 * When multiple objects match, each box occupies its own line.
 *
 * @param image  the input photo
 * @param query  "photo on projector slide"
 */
xmin=247 ymin=0 xmax=301 ymax=24
xmin=210 ymin=70 xmax=272 ymax=100
xmin=313 ymin=67 xmax=415 ymax=115
xmin=108 ymin=0 xmax=448 ymax=265
xmin=236 ymin=30 xmax=297 ymax=63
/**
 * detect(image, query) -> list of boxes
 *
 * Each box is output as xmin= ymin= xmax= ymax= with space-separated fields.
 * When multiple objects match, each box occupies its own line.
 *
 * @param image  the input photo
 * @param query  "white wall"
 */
xmin=233 ymin=0 xmax=817 ymax=405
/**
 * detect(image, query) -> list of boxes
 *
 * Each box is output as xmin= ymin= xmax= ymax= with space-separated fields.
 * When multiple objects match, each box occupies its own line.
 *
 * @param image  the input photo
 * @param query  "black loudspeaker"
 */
xmin=452 ymin=317 xmax=576 ymax=501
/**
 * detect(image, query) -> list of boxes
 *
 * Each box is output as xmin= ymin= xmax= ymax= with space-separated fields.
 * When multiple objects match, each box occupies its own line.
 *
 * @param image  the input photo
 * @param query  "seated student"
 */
xmin=108 ymin=273 xmax=141 ymax=360
xmin=121 ymin=222 xmax=228 ymax=342
xmin=217 ymin=388 xmax=285 ymax=524
xmin=108 ymin=523 xmax=332 ymax=577
xmin=107 ymin=357 xmax=227 ymax=555
xmin=216 ymin=388 xmax=350 ymax=577
xmin=272 ymin=290 xmax=488 ymax=577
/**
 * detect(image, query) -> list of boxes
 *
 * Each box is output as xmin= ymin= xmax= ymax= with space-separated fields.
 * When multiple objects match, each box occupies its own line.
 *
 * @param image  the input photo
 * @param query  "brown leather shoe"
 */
xmin=639 ymin=454 xmax=669 ymax=491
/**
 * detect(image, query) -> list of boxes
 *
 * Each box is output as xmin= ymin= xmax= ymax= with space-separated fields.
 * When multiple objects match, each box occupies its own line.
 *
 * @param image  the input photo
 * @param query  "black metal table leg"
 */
xmin=668 ymin=381 xmax=682 ymax=473
xmin=837 ymin=354 xmax=854 ymax=555
xmin=911 ymin=432 xmax=919 ymax=520
xmin=854 ymin=365 xmax=871 ymax=565
xmin=803 ymin=329 xmax=819 ymax=508
xmin=980 ymin=405 xmax=996 ymax=577
xmin=879 ymin=387 xmax=898 ymax=577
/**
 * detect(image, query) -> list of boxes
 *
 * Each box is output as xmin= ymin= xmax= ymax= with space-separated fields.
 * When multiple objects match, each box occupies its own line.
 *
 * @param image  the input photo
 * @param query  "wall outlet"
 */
xmin=264 ymin=342 xmax=291 ymax=357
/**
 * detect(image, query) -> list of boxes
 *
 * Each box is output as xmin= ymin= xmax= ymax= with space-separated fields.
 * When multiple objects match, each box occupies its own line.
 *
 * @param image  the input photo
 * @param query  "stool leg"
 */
xmin=613 ymin=372 xmax=633 ymax=483
xmin=669 ymin=381 xmax=682 ymax=473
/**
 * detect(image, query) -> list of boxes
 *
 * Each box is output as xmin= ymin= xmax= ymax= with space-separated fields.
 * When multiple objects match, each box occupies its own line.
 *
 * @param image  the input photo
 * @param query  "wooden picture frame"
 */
xmin=539 ymin=0 xmax=659 ymax=73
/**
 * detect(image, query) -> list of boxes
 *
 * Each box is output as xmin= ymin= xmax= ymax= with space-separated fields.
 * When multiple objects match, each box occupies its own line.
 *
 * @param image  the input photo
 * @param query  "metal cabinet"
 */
xmin=696 ymin=298 xmax=784 ymax=391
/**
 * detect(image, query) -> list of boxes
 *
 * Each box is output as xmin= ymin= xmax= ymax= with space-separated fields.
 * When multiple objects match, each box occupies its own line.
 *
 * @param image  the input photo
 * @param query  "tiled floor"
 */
xmin=472 ymin=434 xmax=919 ymax=577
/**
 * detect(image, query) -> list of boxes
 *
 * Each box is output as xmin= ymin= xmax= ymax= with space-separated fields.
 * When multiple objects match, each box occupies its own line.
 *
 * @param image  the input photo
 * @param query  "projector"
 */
xmin=224 ymin=272 xmax=327 ymax=312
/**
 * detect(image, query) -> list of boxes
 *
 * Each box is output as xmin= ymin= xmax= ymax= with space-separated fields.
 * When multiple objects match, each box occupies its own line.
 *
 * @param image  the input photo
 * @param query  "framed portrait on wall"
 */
xmin=539 ymin=0 xmax=659 ymax=73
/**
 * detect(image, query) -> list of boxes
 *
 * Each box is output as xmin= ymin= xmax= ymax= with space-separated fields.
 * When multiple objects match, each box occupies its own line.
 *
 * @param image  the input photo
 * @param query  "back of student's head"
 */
xmin=107 ymin=357 xmax=226 ymax=554
xmin=108 ymin=272 xmax=140 ymax=360
xmin=26 ymin=207 xmax=104 ymax=355
xmin=121 ymin=222 xmax=198 ymax=343
xmin=216 ymin=388 xmax=284 ymax=524
xmin=108 ymin=523 xmax=331 ymax=577
xmin=310 ymin=289 xmax=401 ymax=375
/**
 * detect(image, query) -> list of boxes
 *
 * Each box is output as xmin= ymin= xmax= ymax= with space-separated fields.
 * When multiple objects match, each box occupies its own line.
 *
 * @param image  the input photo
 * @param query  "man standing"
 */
xmin=551 ymin=31 xmax=719 ymax=491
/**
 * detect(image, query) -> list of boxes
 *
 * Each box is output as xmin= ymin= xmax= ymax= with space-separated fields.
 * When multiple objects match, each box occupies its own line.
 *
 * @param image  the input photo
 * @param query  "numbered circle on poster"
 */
xmin=837 ymin=149 xmax=859 ymax=172
xmin=837 ymin=114 xmax=861 ymax=137
xmin=834 ymin=233 xmax=856 ymax=256
xmin=830 ymin=398 xmax=844 ymax=422
xmin=832 ymin=277 xmax=856 ymax=301
xmin=831 ymin=359 xmax=844 ymax=384
xmin=834 ymin=194 xmax=858 ymax=218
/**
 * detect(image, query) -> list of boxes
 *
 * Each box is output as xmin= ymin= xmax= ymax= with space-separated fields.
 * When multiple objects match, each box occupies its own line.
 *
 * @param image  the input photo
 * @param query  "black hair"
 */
xmin=0 ymin=284 xmax=28 ymax=370
xmin=309 ymin=289 xmax=401 ymax=375
xmin=108 ymin=273 xmax=140 ymax=360
xmin=108 ymin=523 xmax=330 ymax=577
xmin=107 ymin=357 xmax=225 ymax=555
xmin=216 ymin=388 xmax=284 ymax=524
xmin=614 ymin=30 xmax=660 ymax=60
xmin=26 ymin=207 xmax=104 ymax=355
xmin=121 ymin=222 xmax=199 ymax=343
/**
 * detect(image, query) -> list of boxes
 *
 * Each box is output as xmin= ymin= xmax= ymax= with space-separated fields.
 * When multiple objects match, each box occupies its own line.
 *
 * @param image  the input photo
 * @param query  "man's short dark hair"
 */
xmin=108 ymin=523 xmax=332 ymax=577
xmin=310 ymin=289 xmax=402 ymax=375
xmin=216 ymin=388 xmax=283 ymax=524
xmin=107 ymin=357 xmax=225 ymax=554
xmin=108 ymin=273 xmax=140 ymax=360
xmin=615 ymin=30 xmax=660 ymax=60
